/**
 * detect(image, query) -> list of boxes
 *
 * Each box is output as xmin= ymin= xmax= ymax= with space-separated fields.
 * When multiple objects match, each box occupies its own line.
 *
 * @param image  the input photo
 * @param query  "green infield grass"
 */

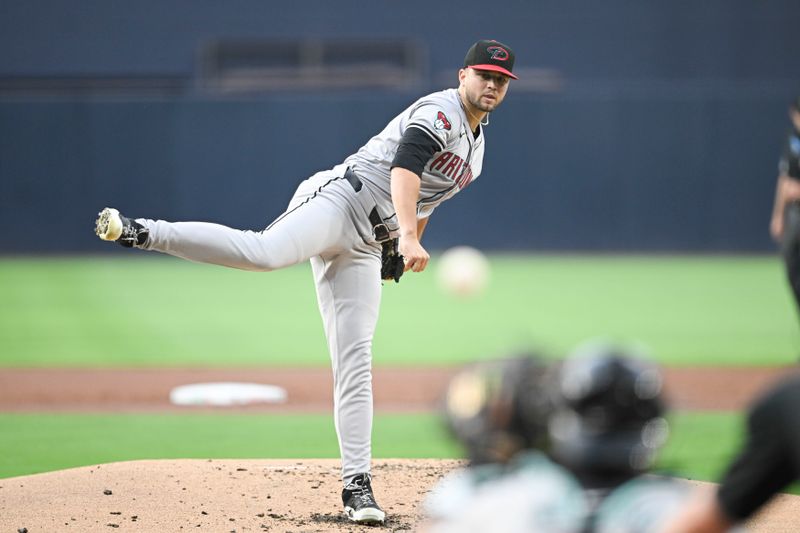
xmin=0 ymin=412 xmax=740 ymax=482
xmin=1 ymin=255 xmax=798 ymax=367
xmin=0 ymin=412 xmax=458 ymax=479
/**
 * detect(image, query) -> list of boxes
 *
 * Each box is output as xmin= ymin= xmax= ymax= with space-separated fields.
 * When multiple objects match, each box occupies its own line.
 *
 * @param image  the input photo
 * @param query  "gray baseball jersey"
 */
xmin=126 ymin=86 xmax=491 ymax=486
xmin=345 ymin=87 xmax=485 ymax=233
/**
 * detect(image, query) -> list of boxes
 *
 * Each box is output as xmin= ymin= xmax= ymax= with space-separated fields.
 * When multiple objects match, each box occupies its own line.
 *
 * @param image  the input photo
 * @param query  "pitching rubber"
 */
xmin=95 ymin=207 xmax=123 ymax=241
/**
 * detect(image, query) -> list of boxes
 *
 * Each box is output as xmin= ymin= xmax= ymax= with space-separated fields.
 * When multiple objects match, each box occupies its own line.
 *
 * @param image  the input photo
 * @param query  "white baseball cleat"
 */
xmin=94 ymin=207 xmax=149 ymax=248
xmin=95 ymin=207 xmax=124 ymax=241
xmin=342 ymin=473 xmax=386 ymax=525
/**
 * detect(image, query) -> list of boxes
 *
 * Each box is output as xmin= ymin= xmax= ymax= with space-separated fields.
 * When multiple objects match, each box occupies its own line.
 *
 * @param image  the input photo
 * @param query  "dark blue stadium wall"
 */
xmin=2 ymin=1 xmax=799 ymax=252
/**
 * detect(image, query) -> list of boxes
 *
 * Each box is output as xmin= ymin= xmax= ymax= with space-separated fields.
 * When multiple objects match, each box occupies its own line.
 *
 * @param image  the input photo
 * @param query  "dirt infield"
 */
xmin=0 ymin=459 xmax=453 ymax=532
xmin=1 ymin=459 xmax=798 ymax=532
xmin=2 ymin=365 xmax=799 ymax=531
xmin=0 ymin=365 xmax=797 ymax=412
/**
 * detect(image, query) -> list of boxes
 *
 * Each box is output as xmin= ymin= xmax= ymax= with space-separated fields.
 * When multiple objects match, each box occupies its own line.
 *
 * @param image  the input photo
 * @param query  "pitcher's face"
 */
xmin=459 ymin=67 xmax=510 ymax=113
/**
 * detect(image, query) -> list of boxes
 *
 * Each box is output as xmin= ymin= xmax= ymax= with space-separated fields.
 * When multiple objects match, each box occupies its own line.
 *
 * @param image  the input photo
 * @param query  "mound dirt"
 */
xmin=1 ymin=459 xmax=798 ymax=532
xmin=0 ymin=458 xmax=461 ymax=532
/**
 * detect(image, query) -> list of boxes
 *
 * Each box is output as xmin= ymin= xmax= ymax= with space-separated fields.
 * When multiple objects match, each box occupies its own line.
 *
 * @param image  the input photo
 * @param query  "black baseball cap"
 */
xmin=464 ymin=39 xmax=517 ymax=80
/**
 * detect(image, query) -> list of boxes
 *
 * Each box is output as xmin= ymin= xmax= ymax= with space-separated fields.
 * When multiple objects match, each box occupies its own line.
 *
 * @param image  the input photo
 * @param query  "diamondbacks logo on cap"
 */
xmin=487 ymin=45 xmax=509 ymax=61
xmin=434 ymin=111 xmax=452 ymax=131
xmin=464 ymin=39 xmax=518 ymax=79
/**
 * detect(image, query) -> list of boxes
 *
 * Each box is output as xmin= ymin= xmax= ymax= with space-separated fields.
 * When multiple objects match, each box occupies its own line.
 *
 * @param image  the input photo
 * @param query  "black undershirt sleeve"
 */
xmin=787 ymin=132 xmax=800 ymax=179
xmin=391 ymin=127 xmax=441 ymax=177
xmin=716 ymin=375 xmax=800 ymax=521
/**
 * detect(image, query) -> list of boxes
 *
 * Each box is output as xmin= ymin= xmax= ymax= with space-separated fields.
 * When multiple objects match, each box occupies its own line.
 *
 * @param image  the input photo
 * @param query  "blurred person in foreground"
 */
xmin=546 ymin=341 xmax=690 ymax=533
xmin=425 ymin=342 xmax=695 ymax=533
xmin=660 ymin=374 xmax=800 ymax=533
xmin=423 ymin=354 xmax=586 ymax=533
xmin=770 ymin=96 xmax=800 ymax=321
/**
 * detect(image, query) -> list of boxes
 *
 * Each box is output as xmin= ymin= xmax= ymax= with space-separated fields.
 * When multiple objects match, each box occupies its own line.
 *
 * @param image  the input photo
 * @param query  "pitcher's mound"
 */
xmin=2 ymin=459 xmax=799 ymax=532
xmin=0 ymin=458 xmax=462 ymax=532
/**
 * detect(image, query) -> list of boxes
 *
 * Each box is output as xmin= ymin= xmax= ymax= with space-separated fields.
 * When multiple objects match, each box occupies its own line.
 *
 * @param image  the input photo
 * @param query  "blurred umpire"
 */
xmin=769 ymin=97 xmax=800 ymax=319
xmin=661 ymin=373 xmax=800 ymax=533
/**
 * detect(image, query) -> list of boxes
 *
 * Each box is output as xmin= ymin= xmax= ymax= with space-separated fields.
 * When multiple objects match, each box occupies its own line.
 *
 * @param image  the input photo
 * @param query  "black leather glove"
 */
xmin=380 ymin=239 xmax=404 ymax=283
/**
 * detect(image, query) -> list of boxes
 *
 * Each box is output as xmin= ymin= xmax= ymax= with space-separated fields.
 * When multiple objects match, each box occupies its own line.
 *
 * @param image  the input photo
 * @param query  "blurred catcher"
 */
xmin=426 ymin=342 xmax=694 ymax=533
xmin=424 ymin=353 xmax=585 ymax=533
xmin=546 ymin=341 xmax=690 ymax=533
xmin=442 ymin=354 xmax=550 ymax=466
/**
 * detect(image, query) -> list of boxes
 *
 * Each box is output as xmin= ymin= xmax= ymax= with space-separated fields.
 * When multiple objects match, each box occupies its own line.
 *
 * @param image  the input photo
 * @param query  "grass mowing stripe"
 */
xmin=3 ymin=412 xmax=796 ymax=495
xmin=0 ymin=412 xmax=739 ymax=482
xmin=0 ymin=413 xmax=460 ymax=479
xmin=1 ymin=255 xmax=798 ymax=366
xmin=0 ymin=257 xmax=328 ymax=366
xmin=658 ymin=411 xmax=800 ymax=495
xmin=656 ymin=411 xmax=744 ymax=482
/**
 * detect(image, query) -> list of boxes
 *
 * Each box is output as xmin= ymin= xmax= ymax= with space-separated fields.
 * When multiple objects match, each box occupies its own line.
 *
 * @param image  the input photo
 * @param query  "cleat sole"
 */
xmin=96 ymin=207 xmax=122 ymax=241
xmin=345 ymin=506 xmax=385 ymax=525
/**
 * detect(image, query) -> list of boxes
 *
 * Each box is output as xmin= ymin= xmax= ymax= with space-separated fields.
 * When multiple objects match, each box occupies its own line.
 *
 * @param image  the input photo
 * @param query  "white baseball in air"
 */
xmin=436 ymin=246 xmax=490 ymax=297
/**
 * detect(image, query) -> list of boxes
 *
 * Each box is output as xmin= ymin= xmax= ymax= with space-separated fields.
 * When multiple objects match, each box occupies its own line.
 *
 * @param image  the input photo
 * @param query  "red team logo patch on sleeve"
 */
xmin=434 ymin=111 xmax=452 ymax=131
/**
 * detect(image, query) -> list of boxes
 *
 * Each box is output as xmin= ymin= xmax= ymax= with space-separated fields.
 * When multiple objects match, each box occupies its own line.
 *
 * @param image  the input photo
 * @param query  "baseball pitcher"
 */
xmin=94 ymin=39 xmax=518 ymax=524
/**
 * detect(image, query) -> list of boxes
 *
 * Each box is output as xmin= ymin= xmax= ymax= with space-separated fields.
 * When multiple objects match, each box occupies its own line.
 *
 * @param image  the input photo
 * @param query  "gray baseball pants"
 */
xmin=138 ymin=165 xmax=382 ymax=484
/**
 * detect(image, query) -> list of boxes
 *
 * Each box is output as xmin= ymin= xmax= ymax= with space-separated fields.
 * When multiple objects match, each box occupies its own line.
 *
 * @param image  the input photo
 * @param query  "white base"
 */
xmin=169 ymin=382 xmax=288 ymax=406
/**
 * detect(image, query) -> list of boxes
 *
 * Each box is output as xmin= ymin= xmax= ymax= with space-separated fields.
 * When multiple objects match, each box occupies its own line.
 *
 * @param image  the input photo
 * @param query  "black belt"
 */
xmin=344 ymin=167 xmax=391 ymax=241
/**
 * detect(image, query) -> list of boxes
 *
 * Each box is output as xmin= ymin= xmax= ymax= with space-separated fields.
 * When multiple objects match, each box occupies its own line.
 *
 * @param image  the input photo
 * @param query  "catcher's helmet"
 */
xmin=442 ymin=354 xmax=550 ymax=465
xmin=547 ymin=341 xmax=668 ymax=481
